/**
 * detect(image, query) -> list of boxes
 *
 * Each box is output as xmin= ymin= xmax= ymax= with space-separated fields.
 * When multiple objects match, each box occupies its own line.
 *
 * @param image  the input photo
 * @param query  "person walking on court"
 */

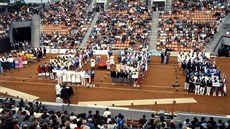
xmin=61 ymin=84 xmax=71 ymax=104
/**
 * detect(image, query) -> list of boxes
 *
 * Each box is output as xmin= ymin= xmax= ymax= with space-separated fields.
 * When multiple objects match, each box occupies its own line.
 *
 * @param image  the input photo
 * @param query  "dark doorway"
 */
xmin=12 ymin=27 xmax=31 ymax=50
xmin=13 ymin=27 xmax=31 ymax=43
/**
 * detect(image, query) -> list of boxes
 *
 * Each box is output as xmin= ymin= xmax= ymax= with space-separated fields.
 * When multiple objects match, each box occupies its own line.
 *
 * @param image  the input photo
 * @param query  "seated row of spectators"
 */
xmin=87 ymin=0 xmax=152 ymax=50
xmin=182 ymin=116 xmax=230 ymax=129
xmin=1 ymin=97 xmax=230 ymax=129
xmin=0 ymin=6 xmax=36 ymax=38
xmin=157 ymin=0 xmax=226 ymax=52
xmin=40 ymin=0 xmax=95 ymax=49
xmin=0 ymin=98 xmax=124 ymax=129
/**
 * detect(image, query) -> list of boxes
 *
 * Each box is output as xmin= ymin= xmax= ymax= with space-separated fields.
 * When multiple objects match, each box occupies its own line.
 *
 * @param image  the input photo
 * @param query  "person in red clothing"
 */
xmin=45 ymin=64 xmax=49 ymax=79
xmin=37 ymin=65 xmax=42 ymax=79
xmin=74 ymin=121 xmax=83 ymax=129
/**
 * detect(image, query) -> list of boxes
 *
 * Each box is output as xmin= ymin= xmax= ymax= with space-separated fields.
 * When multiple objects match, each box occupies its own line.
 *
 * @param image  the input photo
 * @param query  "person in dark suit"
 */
xmin=188 ymin=77 xmax=195 ymax=94
xmin=61 ymin=83 xmax=71 ymax=104
xmin=161 ymin=52 xmax=164 ymax=64
xmin=110 ymin=69 xmax=116 ymax=85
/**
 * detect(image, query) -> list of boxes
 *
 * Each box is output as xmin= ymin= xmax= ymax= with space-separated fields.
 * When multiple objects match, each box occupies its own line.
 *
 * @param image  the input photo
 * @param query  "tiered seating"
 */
xmin=40 ymin=0 xmax=94 ymax=49
xmin=157 ymin=0 xmax=226 ymax=52
xmin=0 ymin=8 xmax=33 ymax=38
xmin=42 ymin=24 xmax=70 ymax=35
xmin=88 ymin=0 xmax=151 ymax=50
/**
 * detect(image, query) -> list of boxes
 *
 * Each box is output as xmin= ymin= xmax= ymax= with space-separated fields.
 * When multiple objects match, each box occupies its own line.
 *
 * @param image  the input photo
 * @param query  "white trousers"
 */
xmin=199 ymin=87 xmax=205 ymax=95
xmin=81 ymin=77 xmax=86 ymax=86
xmin=213 ymin=87 xmax=217 ymax=96
xmin=195 ymin=85 xmax=200 ymax=95
xmin=206 ymin=87 xmax=211 ymax=96
xmin=184 ymin=82 xmax=189 ymax=90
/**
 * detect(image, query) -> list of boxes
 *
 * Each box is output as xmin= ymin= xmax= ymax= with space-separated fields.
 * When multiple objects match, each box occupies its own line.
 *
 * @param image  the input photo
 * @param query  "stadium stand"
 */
xmin=40 ymin=0 xmax=95 ymax=49
xmin=87 ymin=0 xmax=152 ymax=50
xmin=157 ymin=0 xmax=226 ymax=52
xmin=0 ymin=7 xmax=34 ymax=38
xmin=0 ymin=97 xmax=230 ymax=129
xmin=0 ymin=0 xmax=230 ymax=128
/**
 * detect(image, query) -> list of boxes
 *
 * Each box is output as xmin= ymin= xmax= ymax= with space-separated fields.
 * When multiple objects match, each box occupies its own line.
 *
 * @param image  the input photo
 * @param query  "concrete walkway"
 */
xmin=0 ymin=86 xmax=39 ymax=101
xmin=80 ymin=12 xmax=100 ymax=48
xmin=78 ymin=97 xmax=197 ymax=106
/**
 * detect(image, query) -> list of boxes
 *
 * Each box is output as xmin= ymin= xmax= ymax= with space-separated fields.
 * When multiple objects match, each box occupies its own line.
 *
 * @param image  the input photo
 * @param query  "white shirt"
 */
xmin=69 ymin=123 xmax=77 ymax=129
xmin=103 ymin=111 xmax=111 ymax=118
xmin=55 ymin=84 xmax=61 ymax=95
xmin=82 ymin=125 xmax=90 ymax=129
xmin=55 ymin=97 xmax=63 ymax=103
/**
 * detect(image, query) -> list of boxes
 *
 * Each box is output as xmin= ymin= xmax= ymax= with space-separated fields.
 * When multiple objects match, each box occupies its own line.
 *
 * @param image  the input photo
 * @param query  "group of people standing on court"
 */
xmin=161 ymin=49 xmax=170 ymax=64
xmin=178 ymin=52 xmax=227 ymax=96
xmin=110 ymin=48 xmax=150 ymax=87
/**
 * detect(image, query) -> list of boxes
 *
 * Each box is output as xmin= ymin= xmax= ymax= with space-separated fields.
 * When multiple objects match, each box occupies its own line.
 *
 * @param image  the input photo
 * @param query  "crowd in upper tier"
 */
xmin=40 ymin=0 xmax=94 ymax=49
xmin=0 ymin=0 xmax=228 ymax=51
xmin=157 ymin=0 xmax=226 ymax=52
xmin=87 ymin=0 xmax=152 ymax=50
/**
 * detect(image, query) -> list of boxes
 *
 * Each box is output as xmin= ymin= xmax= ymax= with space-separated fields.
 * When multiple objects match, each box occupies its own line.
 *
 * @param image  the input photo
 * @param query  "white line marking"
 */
xmin=78 ymin=97 xmax=197 ymax=106
xmin=0 ymin=86 xmax=39 ymax=101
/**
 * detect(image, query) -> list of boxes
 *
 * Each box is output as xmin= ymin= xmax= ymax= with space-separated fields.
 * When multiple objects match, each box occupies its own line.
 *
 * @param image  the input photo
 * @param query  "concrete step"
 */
xmin=80 ymin=12 xmax=100 ymax=48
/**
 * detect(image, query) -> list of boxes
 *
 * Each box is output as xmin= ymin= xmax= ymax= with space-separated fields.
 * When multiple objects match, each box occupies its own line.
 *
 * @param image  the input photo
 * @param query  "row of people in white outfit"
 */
xmin=54 ymin=70 xmax=93 ymax=86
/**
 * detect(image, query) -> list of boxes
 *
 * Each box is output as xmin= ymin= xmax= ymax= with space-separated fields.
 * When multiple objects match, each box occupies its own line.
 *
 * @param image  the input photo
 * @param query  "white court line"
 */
xmin=78 ymin=97 xmax=197 ymax=106
xmin=0 ymin=86 xmax=39 ymax=101
xmin=0 ymin=76 xmax=182 ymax=89
xmin=0 ymin=79 xmax=185 ymax=94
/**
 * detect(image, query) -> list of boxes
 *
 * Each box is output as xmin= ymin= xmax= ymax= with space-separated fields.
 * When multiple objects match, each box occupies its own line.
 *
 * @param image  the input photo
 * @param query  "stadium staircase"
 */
xmin=80 ymin=12 xmax=100 ymax=48
xmin=148 ymin=0 xmax=152 ymax=12
xmin=31 ymin=14 xmax=41 ymax=48
xmin=205 ymin=15 xmax=230 ymax=55
xmin=87 ymin=0 xmax=94 ymax=12
xmin=104 ymin=0 xmax=110 ymax=11
xmin=165 ymin=0 xmax=173 ymax=12
xmin=149 ymin=12 xmax=160 ymax=50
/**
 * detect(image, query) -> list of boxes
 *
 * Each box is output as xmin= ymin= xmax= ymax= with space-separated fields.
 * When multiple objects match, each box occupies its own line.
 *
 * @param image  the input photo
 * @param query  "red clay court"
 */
xmin=0 ymin=54 xmax=229 ymax=115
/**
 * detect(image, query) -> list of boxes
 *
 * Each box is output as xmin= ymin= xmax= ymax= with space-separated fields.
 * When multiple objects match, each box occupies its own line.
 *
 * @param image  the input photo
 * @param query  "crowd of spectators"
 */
xmin=1 ymin=97 xmax=230 ymax=129
xmin=182 ymin=117 xmax=230 ymax=129
xmin=87 ymin=0 xmax=152 ymax=50
xmin=157 ymin=0 xmax=226 ymax=52
xmin=40 ymin=0 xmax=94 ymax=49
xmin=0 ymin=7 xmax=35 ymax=38
xmin=178 ymin=52 xmax=227 ymax=96
xmin=0 ymin=98 xmax=128 ymax=129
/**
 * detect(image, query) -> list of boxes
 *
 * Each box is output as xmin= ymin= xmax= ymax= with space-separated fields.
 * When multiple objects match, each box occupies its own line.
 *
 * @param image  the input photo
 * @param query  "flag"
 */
xmin=223 ymin=74 xmax=227 ymax=95
xmin=137 ymin=72 xmax=141 ymax=85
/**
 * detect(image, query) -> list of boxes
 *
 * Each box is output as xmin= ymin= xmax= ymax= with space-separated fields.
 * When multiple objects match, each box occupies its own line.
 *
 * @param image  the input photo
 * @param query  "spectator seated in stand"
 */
xmin=157 ymin=0 xmax=226 ymax=52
